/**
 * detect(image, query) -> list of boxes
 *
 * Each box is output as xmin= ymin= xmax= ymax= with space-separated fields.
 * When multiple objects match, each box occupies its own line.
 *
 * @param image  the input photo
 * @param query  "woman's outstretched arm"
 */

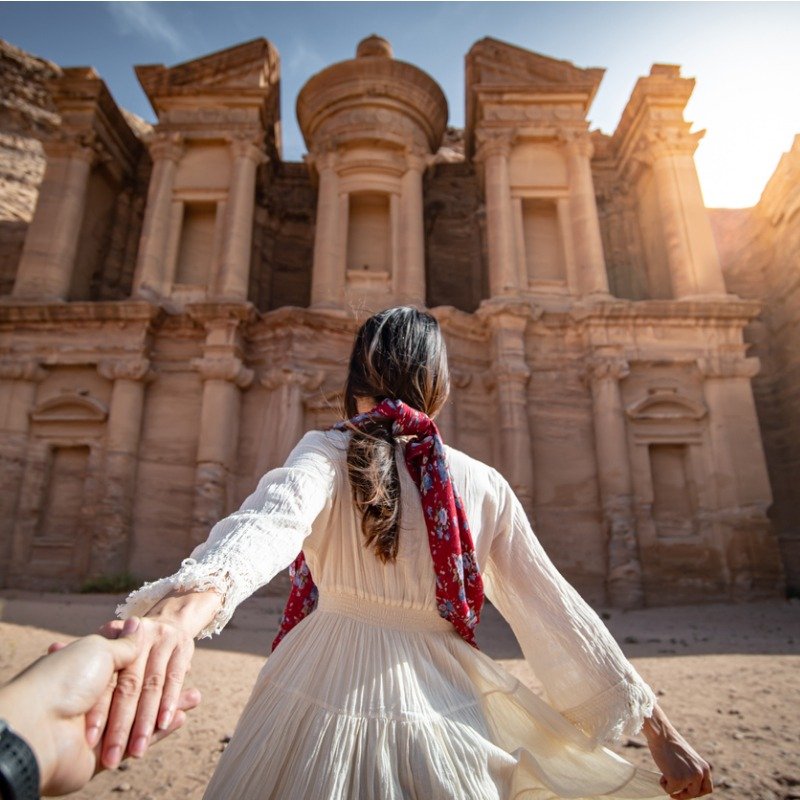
xmin=94 ymin=429 xmax=339 ymax=770
xmin=482 ymin=471 xmax=712 ymax=798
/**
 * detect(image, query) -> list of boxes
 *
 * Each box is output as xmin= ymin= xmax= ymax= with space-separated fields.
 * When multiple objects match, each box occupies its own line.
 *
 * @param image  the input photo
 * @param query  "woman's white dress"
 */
xmin=118 ymin=428 xmax=666 ymax=799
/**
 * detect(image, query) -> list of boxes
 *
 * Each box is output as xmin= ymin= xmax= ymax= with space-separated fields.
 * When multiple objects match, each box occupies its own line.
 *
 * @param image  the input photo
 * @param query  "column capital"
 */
xmin=404 ymin=145 xmax=433 ymax=173
xmin=43 ymin=128 xmax=106 ymax=164
xmin=306 ymin=141 xmax=342 ymax=173
xmin=583 ymin=355 xmax=630 ymax=385
xmin=0 ymin=357 xmax=47 ymax=382
xmin=97 ymin=357 xmax=156 ymax=383
xmin=559 ymin=129 xmax=594 ymax=159
xmin=229 ymin=134 xmax=269 ymax=166
xmin=637 ymin=128 xmax=705 ymax=164
xmin=697 ymin=355 xmax=760 ymax=379
xmin=473 ymin=130 xmax=515 ymax=162
xmin=261 ymin=366 xmax=325 ymax=394
xmin=192 ymin=356 xmax=254 ymax=388
xmin=490 ymin=361 xmax=532 ymax=388
xmin=146 ymin=130 xmax=185 ymax=163
xmin=477 ymin=297 xmax=538 ymax=327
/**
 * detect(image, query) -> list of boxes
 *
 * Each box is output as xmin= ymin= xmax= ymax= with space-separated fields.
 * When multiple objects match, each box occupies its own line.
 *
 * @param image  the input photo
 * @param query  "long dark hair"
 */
xmin=340 ymin=306 xmax=450 ymax=563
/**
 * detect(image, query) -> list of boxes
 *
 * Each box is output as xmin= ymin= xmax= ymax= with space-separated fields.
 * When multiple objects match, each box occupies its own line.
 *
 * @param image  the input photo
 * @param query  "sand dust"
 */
xmin=1 ymin=591 xmax=798 ymax=800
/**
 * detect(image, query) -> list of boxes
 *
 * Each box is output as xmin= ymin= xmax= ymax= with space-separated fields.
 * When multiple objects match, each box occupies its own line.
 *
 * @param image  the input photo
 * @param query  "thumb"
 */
xmin=104 ymin=616 xmax=143 ymax=670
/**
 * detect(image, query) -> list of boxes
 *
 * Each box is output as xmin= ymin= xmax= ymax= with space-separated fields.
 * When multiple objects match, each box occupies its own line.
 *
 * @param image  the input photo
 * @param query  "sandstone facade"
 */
xmin=710 ymin=135 xmax=800 ymax=594
xmin=0 ymin=36 xmax=785 ymax=605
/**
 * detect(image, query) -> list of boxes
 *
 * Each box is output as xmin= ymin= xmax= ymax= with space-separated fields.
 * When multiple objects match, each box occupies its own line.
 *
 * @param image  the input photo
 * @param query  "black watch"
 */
xmin=0 ymin=720 xmax=40 ymax=800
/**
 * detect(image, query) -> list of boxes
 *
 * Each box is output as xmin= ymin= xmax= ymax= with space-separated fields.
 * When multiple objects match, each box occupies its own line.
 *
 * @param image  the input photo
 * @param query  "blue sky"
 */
xmin=3 ymin=1 xmax=800 ymax=207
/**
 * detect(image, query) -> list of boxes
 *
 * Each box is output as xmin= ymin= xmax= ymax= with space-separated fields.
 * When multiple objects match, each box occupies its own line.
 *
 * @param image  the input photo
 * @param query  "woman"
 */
xmin=99 ymin=306 xmax=712 ymax=799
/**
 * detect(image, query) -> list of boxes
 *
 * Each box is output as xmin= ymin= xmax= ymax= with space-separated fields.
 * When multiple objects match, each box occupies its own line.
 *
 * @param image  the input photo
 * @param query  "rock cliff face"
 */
xmin=0 ymin=39 xmax=61 ymax=294
xmin=709 ymin=136 xmax=800 ymax=593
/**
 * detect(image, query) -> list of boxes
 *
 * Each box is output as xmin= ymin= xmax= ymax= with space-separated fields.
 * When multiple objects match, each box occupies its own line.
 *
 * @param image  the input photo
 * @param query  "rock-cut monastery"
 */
xmin=0 ymin=34 xmax=792 ymax=606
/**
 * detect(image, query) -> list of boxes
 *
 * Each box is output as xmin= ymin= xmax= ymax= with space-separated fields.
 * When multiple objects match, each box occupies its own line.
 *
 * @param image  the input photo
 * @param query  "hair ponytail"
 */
xmin=341 ymin=307 xmax=450 ymax=562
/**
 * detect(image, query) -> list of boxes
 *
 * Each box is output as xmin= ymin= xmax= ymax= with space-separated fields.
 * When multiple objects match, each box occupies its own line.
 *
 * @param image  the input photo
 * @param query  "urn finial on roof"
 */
xmin=356 ymin=34 xmax=393 ymax=59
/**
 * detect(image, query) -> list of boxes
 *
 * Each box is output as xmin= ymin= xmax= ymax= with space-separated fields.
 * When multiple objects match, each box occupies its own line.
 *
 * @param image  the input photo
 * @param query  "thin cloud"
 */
xmin=285 ymin=39 xmax=326 ymax=79
xmin=107 ymin=1 xmax=187 ymax=55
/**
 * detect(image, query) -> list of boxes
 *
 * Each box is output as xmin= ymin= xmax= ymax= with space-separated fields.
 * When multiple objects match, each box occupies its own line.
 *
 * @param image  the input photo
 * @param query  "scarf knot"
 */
xmin=271 ymin=398 xmax=484 ymax=651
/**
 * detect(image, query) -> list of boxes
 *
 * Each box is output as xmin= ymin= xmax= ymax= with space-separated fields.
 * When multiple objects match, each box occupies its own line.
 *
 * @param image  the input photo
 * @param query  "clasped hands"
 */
xmin=1 ymin=616 xmax=200 ymax=797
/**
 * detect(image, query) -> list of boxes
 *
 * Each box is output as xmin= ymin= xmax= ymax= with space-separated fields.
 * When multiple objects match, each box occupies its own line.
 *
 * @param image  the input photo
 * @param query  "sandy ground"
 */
xmin=1 ymin=591 xmax=798 ymax=800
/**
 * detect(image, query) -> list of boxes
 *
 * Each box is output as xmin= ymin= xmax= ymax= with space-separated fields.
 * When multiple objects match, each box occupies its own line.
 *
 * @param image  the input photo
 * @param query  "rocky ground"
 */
xmin=1 ymin=592 xmax=798 ymax=799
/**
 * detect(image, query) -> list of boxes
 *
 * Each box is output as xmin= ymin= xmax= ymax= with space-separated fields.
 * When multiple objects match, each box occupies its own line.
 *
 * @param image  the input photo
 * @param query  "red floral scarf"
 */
xmin=271 ymin=398 xmax=484 ymax=651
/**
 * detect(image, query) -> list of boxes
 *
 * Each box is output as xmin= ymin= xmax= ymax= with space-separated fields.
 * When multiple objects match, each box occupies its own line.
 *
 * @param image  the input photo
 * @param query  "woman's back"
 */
xmin=300 ymin=427 xmax=503 ymax=614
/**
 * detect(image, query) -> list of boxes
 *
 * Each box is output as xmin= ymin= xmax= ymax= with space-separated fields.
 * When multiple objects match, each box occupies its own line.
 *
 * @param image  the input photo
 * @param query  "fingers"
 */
xmin=85 ymin=670 xmax=117 ymax=748
xmin=104 ymin=617 xmax=143 ymax=672
xmin=127 ymin=643 xmax=173 ymax=758
xmin=101 ymin=644 xmax=148 ymax=769
xmin=149 ymin=687 xmax=201 ymax=746
xmin=157 ymin=645 xmax=193 ymax=731
xmin=97 ymin=619 xmax=126 ymax=639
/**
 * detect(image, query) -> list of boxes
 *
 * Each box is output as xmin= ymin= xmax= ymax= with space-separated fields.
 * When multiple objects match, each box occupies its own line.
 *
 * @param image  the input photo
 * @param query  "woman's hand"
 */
xmin=649 ymin=735 xmax=713 ymax=798
xmin=93 ymin=615 xmax=196 ymax=769
xmin=93 ymin=587 xmax=221 ymax=770
xmin=643 ymin=703 xmax=713 ymax=798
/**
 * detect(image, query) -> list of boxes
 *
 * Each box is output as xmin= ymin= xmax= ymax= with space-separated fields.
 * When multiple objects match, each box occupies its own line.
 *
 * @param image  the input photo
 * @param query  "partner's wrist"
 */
xmin=0 ymin=685 xmax=52 ymax=790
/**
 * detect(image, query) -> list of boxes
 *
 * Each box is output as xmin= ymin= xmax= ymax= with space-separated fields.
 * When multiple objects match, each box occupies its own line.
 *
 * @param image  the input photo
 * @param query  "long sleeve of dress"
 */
xmin=481 ymin=471 xmax=657 ymax=749
xmin=116 ymin=429 xmax=339 ymax=639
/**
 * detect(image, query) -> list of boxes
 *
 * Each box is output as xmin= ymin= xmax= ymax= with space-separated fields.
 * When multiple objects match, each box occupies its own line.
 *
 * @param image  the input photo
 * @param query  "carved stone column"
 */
xmin=0 ymin=359 xmax=47 ymax=583
xmin=261 ymin=367 xmax=325 ymax=470
xmin=12 ymin=133 xmax=99 ymax=300
xmin=94 ymin=357 xmax=155 ymax=575
xmin=697 ymin=355 xmax=771 ymax=510
xmin=585 ymin=354 xmax=644 ymax=608
xmin=563 ymin=132 xmax=611 ymax=299
xmin=483 ymin=307 xmax=534 ymax=516
xmin=133 ymin=132 xmax=184 ymax=298
xmin=476 ymin=134 xmax=518 ymax=297
xmin=397 ymin=148 xmax=428 ymax=304
xmin=190 ymin=351 xmax=254 ymax=546
xmin=310 ymin=150 xmax=343 ymax=308
xmin=218 ymin=136 xmax=267 ymax=300
xmin=435 ymin=370 xmax=471 ymax=448
xmin=697 ymin=354 xmax=782 ymax=595
xmin=643 ymin=130 xmax=727 ymax=299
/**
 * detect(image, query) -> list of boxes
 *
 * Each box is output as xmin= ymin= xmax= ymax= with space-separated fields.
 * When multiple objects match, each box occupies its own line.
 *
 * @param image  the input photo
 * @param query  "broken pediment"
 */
xmin=135 ymin=38 xmax=279 ymax=103
xmin=467 ymin=37 xmax=604 ymax=94
xmin=30 ymin=392 xmax=108 ymax=424
xmin=465 ymin=37 xmax=605 ymax=157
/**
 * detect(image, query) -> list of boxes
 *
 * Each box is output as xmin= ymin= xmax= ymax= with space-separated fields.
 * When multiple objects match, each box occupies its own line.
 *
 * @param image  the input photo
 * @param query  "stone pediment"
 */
xmin=30 ymin=392 xmax=108 ymax=424
xmin=467 ymin=37 xmax=604 ymax=93
xmin=135 ymin=38 xmax=279 ymax=101
xmin=626 ymin=389 xmax=707 ymax=422
xmin=465 ymin=37 xmax=604 ymax=156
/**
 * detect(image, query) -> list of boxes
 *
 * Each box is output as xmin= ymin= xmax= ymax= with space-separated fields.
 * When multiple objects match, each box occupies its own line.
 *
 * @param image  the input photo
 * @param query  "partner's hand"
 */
xmin=94 ymin=614 xmax=196 ymax=769
xmin=2 ymin=618 xmax=201 ymax=796
xmin=649 ymin=733 xmax=713 ymax=798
